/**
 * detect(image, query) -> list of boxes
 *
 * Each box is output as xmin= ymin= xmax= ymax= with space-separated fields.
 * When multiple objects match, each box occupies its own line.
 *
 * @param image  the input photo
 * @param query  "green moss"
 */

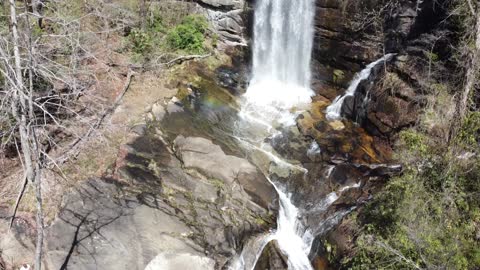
xmin=209 ymin=178 xmax=225 ymax=190
xmin=176 ymin=87 xmax=191 ymax=100
xmin=254 ymin=216 xmax=267 ymax=226
xmin=333 ymin=69 xmax=345 ymax=84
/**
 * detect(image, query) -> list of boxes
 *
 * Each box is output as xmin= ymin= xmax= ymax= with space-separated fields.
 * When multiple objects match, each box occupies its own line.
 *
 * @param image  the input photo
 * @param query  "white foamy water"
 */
xmin=326 ymin=54 xmax=396 ymax=121
xmin=307 ymin=141 xmax=321 ymax=157
xmin=232 ymin=0 xmax=337 ymax=269
xmin=240 ymin=0 xmax=316 ymax=126
xmin=272 ymin=182 xmax=314 ymax=270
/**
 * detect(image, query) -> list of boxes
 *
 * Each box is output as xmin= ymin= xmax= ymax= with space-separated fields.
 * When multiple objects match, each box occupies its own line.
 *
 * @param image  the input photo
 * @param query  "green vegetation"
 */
xmin=128 ymin=10 xmax=210 ymax=58
xmin=457 ymin=112 xmax=480 ymax=150
xmin=166 ymin=15 xmax=208 ymax=53
xmin=333 ymin=69 xmax=346 ymax=84
xmin=0 ymin=4 xmax=7 ymax=32
xmin=129 ymin=29 xmax=153 ymax=54
xmin=344 ymin=123 xmax=480 ymax=269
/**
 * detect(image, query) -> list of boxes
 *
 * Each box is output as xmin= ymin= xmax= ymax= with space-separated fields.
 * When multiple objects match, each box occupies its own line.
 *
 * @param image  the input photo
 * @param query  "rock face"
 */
xmin=145 ymin=252 xmax=216 ymax=270
xmin=194 ymin=0 xmax=450 ymax=137
xmin=45 ymin=179 xmax=205 ymax=270
xmin=12 ymin=130 xmax=275 ymax=269
xmin=174 ymin=136 xmax=276 ymax=208
xmin=311 ymin=0 xmax=450 ymax=137
xmin=312 ymin=0 xmax=448 ymax=86
xmin=195 ymin=0 xmax=248 ymax=46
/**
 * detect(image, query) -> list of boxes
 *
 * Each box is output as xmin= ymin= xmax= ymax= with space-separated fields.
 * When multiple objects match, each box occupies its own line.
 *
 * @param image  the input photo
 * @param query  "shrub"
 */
xmin=345 ymin=127 xmax=480 ymax=270
xmin=129 ymin=29 xmax=152 ymax=55
xmin=147 ymin=7 xmax=166 ymax=33
xmin=166 ymin=15 xmax=208 ymax=53
xmin=457 ymin=111 xmax=480 ymax=150
xmin=399 ymin=129 xmax=429 ymax=155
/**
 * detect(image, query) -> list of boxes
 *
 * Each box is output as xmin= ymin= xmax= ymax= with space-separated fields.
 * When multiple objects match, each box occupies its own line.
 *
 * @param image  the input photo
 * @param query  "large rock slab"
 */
xmin=174 ymin=135 xmax=276 ymax=208
xmin=45 ymin=179 xmax=202 ymax=270
xmin=112 ymin=132 xmax=275 ymax=267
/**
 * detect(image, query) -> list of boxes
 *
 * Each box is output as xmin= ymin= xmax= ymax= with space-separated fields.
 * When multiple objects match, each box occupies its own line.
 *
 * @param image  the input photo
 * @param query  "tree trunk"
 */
xmin=140 ymin=0 xmax=147 ymax=29
xmin=458 ymin=12 xmax=480 ymax=120
xmin=451 ymin=7 xmax=480 ymax=141
xmin=8 ymin=1 xmax=43 ymax=269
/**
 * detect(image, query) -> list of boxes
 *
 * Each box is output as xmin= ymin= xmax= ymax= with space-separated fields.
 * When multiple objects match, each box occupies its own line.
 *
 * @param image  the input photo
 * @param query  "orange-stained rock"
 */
xmin=297 ymin=97 xmax=392 ymax=164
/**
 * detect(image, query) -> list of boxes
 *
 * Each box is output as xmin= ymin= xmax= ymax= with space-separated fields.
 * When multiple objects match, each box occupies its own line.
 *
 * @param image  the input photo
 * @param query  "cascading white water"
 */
xmin=239 ymin=0 xmax=316 ymax=126
xmin=235 ymin=0 xmax=317 ymax=268
xmin=232 ymin=0 xmax=346 ymax=269
xmin=269 ymin=179 xmax=314 ymax=270
xmin=325 ymin=54 xmax=396 ymax=121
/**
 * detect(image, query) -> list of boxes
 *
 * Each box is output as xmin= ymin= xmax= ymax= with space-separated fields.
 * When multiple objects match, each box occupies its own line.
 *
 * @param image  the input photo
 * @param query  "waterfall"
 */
xmin=232 ymin=0 xmax=333 ymax=269
xmin=325 ymin=53 xmax=396 ymax=121
xmin=239 ymin=0 xmax=315 ymax=126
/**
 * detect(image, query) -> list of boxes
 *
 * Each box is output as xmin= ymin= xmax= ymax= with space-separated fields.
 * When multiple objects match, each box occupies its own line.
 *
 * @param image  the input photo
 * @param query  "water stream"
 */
xmin=231 ymin=0 xmax=337 ymax=269
xmin=325 ymin=53 xmax=396 ymax=121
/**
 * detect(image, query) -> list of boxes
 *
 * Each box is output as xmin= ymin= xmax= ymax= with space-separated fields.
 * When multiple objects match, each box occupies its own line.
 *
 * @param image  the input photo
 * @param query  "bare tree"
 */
xmin=2 ymin=1 xmax=44 ymax=269
xmin=451 ymin=0 xmax=480 ymax=140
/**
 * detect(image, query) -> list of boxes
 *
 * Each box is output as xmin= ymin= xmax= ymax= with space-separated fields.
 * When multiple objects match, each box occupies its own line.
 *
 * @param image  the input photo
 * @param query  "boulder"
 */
xmin=174 ymin=135 xmax=276 ymax=208
xmin=254 ymin=241 xmax=288 ymax=270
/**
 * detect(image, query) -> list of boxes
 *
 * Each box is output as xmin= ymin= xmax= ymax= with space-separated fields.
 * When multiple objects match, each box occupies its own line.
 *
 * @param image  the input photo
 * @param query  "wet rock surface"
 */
xmin=254 ymin=241 xmax=288 ymax=270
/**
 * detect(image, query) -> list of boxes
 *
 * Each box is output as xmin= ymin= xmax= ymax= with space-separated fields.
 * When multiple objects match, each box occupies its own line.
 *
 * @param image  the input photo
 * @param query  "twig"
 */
xmin=466 ymin=0 xmax=476 ymax=16
xmin=9 ymin=173 xmax=28 ymax=229
xmin=124 ymin=53 xmax=212 ymax=71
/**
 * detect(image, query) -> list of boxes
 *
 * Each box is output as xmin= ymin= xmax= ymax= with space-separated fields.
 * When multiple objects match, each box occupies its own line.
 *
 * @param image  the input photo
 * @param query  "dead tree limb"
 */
xmin=9 ymin=174 xmax=28 ymax=229
xmin=55 ymin=69 xmax=135 ymax=164
xmin=466 ymin=0 xmax=476 ymax=16
xmin=164 ymin=53 xmax=211 ymax=68
xmin=375 ymin=240 xmax=424 ymax=270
